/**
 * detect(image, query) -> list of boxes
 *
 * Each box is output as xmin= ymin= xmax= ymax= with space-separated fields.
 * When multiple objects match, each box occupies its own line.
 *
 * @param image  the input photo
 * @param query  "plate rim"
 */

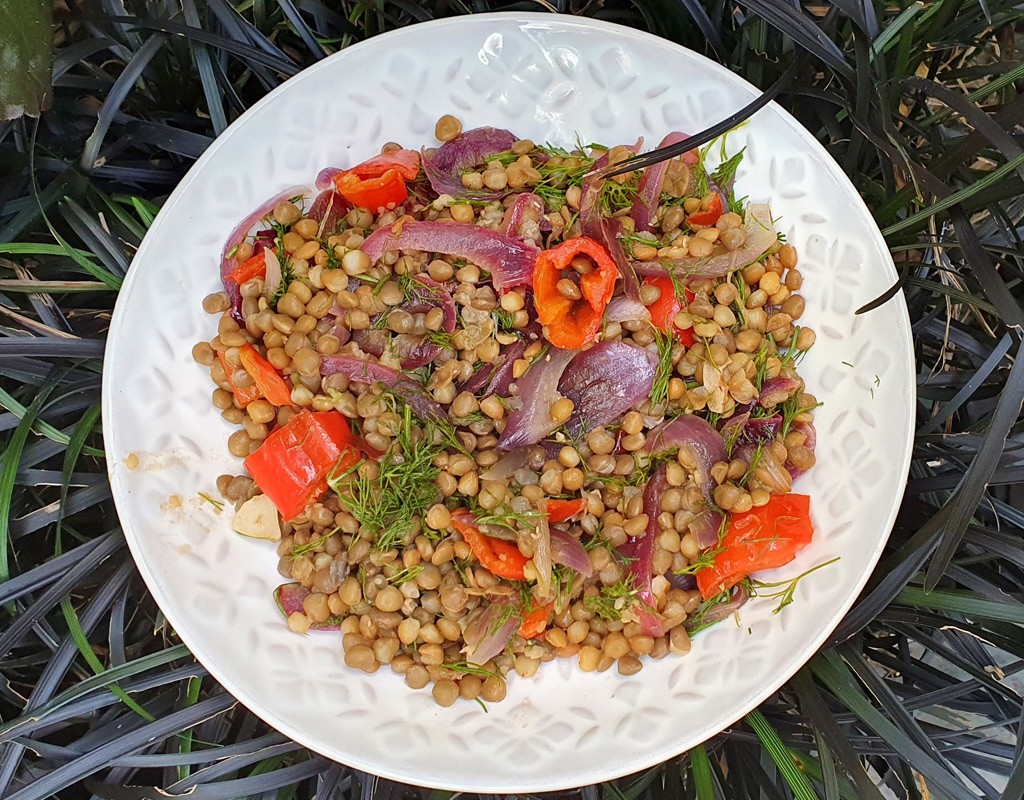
xmin=102 ymin=10 xmax=916 ymax=791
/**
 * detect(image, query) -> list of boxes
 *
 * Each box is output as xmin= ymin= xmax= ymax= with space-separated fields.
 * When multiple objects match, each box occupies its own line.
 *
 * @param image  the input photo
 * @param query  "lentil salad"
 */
xmin=193 ymin=114 xmax=819 ymax=707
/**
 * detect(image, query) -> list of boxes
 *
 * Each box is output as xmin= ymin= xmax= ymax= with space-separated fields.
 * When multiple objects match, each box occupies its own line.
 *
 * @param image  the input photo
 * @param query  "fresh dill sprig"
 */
xmin=684 ymin=586 xmax=736 ymax=635
xmin=529 ymin=343 xmax=551 ymax=366
xmin=493 ymin=308 xmax=517 ymax=332
xmin=648 ymin=327 xmax=675 ymax=408
xmin=600 ymin=179 xmax=638 ymax=215
xmin=426 ymin=329 xmax=455 ymax=348
xmin=474 ymin=503 xmax=544 ymax=534
xmin=692 ymin=158 xmax=710 ymax=198
xmin=748 ymin=557 xmax=841 ymax=613
xmin=584 ymin=575 xmax=638 ymax=622
xmin=291 ymin=526 xmax=340 ymax=558
xmin=674 ymin=546 xmax=725 ymax=575
xmin=779 ymin=395 xmax=824 ymax=438
xmin=387 ymin=564 xmax=424 ymax=586
xmin=197 ymin=492 xmax=224 ymax=512
xmin=441 ymin=660 xmax=504 ymax=679
xmin=710 ymin=147 xmax=745 ymax=213
xmin=327 ymin=401 xmax=443 ymax=552
xmin=738 ymin=442 xmax=765 ymax=487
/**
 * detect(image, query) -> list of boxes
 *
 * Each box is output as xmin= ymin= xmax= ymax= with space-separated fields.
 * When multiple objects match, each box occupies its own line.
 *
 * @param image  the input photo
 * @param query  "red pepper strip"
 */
xmin=687 ymin=193 xmax=723 ymax=227
xmin=244 ymin=410 xmax=362 ymax=520
xmin=518 ymin=602 xmax=553 ymax=639
xmin=226 ymin=251 xmax=266 ymax=285
xmin=547 ymin=498 xmax=587 ymax=524
xmin=238 ymin=344 xmax=293 ymax=407
xmin=642 ymin=276 xmax=696 ymax=347
xmin=533 ymin=236 xmax=619 ymax=350
xmin=696 ymin=493 xmax=814 ymax=600
xmin=451 ymin=509 xmax=529 ymax=581
xmin=345 ymin=149 xmax=420 ymax=181
xmin=334 ymin=169 xmax=408 ymax=212
xmin=217 ymin=351 xmax=262 ymax=407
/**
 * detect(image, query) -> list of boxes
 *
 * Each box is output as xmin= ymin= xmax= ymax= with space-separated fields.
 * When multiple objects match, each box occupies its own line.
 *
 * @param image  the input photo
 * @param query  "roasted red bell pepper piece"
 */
xmin=243 ymin=410 xmax=362 ymax=520
xmin=546 ymin=498 xmax=587 ymax=524
xmin=533 ymin=236 xmax=618 ymax=350
xmin=643 ymin=276 xmax=696 ymax=347
xmin=451 ymin=509 xmax=529 ymax=581
xmin=687 ymin=193 xmax=723 ymax=227
xmin=226 ymin=251 xmax=267 ymax=285
xmin=334 ymin=170 xmax=408 ymax=212
xmin=217 ymin=351 xmax=262 ymax=407
xmin=345 ymin=149 xmax=420 ymax=181
xmin=238 ymin=344 xmax=293 ymax=407
xmin=696 ymin=493 xmax=814 ymax=600
xmin=517 ymin=602 xmax=553 ymax=639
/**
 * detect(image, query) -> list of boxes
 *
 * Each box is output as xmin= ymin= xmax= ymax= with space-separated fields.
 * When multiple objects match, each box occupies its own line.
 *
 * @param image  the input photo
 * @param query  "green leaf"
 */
xmin=745 ymin=710 xmax=820 ymax=800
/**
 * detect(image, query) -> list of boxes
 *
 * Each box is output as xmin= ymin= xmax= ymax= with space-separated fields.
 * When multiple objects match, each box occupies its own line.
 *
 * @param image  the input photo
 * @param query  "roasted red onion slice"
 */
xmin=220 ymin=185 xmax=307 ymax=321
xmin=498 ymin=347 xmax=576 ymax=451
xmin=463 ymin=598 xmax=520 ymax=666
xmin=787 ymin=420 xmax=816 ymax=479
xmin=360 ymin=220 xmax=538 ymax=291
xmin=557 ymin=341 xmax=658 ymax=437
xmin=630 ymin=132 xmax=698 ymax=232
xmin=460 ymin=339 xmax=526 ymax=397
xmin=353 ymin=275 xmax=457 ymax=369
xmin=550 ymin=529 xmax=594 ymax=577
xmin=274 ymin=584 xmax=343 ymax=631
xmin=308 ymin=189 xmax=351 ymax=236
xmin=422 ymin=126 xmax=518 ymax=200
xmin=646 ymin=414 xmax=728 ymax=548
xmin=735 ymin=442 xmax=792 ymax=495
xmin=320 ymin=355 xmax=445 ymax=423
xmin=605 ymin=295 xmax=651 ymax=324
xmin=633 ymin=204 xmax=776 ymax=278
xmin=685 ymin=585 xmax=749 ymax=633
xmin=315 ymin=168 xmax=340 ymax=190
xmin=500 ymin=192 xmax=545 ymax=242
xmin=621 ymin=464 xmax=668 ymax=637
xmin=759 ymin=376 xmax=800 ymax=408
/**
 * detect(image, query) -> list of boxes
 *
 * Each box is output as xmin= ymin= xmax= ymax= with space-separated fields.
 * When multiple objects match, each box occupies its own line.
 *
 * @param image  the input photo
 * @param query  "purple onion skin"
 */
xmin=686 ymin=586 xmax=749 ymax=633
xmin=550 ymin=529 xmax=594 ymax=578
xmin=221 ymin=186 xmax=308 ymax=323
xmin=787 ymin=421 xmax=816 ymax=479
xmin=359 ymin=220 xmax=538 ymax=291
xmin=498 ymin=348 xmax=575 ymax=451
xmin=557 ymin=342 xmax=658 ymax=438
xmin=274 ymin=584 xmax=342 ymax=631
xmin=620 ymin=465 xmax=668 ymax=637
xmin=319 ymin=355 xmax=446 ymax=423
xmin=629 ymin=131 xmax=692 ymax=232
xmin=646 ymin=415 xmax=728 ymax=548
xmin=422 ymin=127 xmax=518 ymax=200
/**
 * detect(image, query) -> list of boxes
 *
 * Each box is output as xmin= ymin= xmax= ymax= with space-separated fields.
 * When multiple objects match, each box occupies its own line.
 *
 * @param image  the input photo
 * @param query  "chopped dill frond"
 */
xmin=291 ymin=526 xmax=340 ymax=558
xmin=748 ymin=557 xmax=841 ymax=613
xmin=493 ymin=308 xmax=517 ymax=332
xmin=441 ymin=661 xmax=504 ymax=680
xmin=387 ymin=564 xmax=425 ymax=586
xmin=778 ymin=395 xmax=824 ymax=438
xmin=674 ymin=546 xmax=724 ymax=575
xmin=327 ymin=401 xmax=443 ymax=552
xmin=648 ymin=327 xmax=675 ymax=408
xmin=584 ymin=575 xmax=638 ymax=622
xmin=198 ymin=492 xmax=224 ymax=512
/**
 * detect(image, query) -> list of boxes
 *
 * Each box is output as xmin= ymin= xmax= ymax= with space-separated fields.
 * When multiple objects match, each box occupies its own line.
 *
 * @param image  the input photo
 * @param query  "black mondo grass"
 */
xmin=1 ymin=1 xmax=1023 ymax=798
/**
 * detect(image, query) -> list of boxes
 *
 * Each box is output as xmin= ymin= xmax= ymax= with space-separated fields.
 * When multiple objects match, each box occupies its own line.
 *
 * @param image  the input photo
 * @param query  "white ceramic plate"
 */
xmin=103 ymin=13 xmax=914 ymax=792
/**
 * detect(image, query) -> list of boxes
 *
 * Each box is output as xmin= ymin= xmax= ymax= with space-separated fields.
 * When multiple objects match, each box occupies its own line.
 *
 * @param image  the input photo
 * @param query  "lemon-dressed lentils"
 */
xmin=196 ymin=116 xmax=818 ymax=706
